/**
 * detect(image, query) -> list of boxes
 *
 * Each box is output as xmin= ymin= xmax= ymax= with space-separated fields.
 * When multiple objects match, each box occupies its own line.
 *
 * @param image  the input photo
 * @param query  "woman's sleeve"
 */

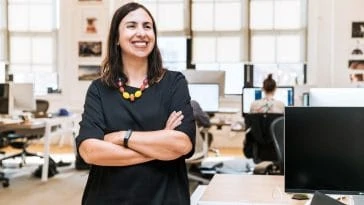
xmin=169 ymin=73 xmax=196 ymax=158
xmin=75 ymin=81 xmax=106 ymax=152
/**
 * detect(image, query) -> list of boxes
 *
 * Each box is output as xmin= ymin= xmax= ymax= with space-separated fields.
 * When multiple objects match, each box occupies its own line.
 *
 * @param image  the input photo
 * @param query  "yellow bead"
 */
xmin=135 ymin=90 xmax=142 ymax=98
xmin=122 ymin=92 xmax=130 ymax=99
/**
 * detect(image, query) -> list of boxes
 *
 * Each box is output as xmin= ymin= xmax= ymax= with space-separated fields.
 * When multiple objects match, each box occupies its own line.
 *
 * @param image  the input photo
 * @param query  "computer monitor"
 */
xmin=182 ymin=70 xmax=225 ymax=96
xmin=188 ymin=83 xmax=219 ymax=113
xmin=242 ymin=86 xmax=294 ymax=114
xmin=11 ymin=83 xmax=36 ymax=112
xmin=302 ymin=92 xmax=309 ymax=106
xmin=309 ymin=88 xmax=364 ymax=106
xmin=0 ymin=83 xmax=11 ymax=116
xmin=285 ymin=107 xmax=364 ymax=195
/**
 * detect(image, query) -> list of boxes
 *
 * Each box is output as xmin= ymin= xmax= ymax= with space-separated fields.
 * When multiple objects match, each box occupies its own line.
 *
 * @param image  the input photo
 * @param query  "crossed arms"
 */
xmin=78 ymin=111 xmax=193 ymax=166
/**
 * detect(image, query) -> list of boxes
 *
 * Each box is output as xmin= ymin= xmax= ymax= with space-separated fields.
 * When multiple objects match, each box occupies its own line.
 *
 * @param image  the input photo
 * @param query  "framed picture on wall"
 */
xmin=78 ymin=41 xmax=102 ymax=57
xmin=79 ymin=8 xmax=106 ymax=37
xmin=352 ymin=22 xmax=364 ymax=38
xmin=350 ymin=73 xmax=364 ymax=82
xmin=78 ymin=64 xmax=101 ymax=81
xmin=348 ymin=60 xmax=364 ymax=70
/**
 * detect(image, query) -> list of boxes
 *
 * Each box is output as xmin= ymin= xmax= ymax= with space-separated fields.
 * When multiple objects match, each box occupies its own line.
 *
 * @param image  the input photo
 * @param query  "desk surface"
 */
xmin=197 ymin=174 xmax=309 ymax=205
xmin=0 ymin=118 xmax=46 ymax=130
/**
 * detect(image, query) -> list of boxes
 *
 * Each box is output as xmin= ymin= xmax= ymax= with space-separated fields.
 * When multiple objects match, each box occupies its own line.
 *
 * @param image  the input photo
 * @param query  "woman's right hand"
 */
xmin=164 ymin=111 xmax=184 ymax=130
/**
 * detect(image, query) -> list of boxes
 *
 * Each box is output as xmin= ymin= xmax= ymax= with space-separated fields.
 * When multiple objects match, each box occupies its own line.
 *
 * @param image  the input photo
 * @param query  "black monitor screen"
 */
xmin=242 ymin=86 xmax=294 ymax=114
xmin=0 ymin=83 xmax=10 ymax=115
xmin=285 ymin=107 xmax=364 ymax=195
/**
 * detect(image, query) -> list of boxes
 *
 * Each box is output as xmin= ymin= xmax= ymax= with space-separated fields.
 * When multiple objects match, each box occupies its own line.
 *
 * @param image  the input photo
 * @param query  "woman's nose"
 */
xmin=136 ymin=27 xmax=146 ymax=37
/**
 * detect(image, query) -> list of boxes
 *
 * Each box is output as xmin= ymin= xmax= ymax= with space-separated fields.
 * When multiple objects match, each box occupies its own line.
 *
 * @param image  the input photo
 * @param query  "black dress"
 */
xmin=76 ymin=70 xmax=196 ymax=205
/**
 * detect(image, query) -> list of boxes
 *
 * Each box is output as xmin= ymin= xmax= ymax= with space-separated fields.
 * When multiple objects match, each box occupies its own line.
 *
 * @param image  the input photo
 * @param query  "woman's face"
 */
xmin=118 ymin=8 xmax=155 ymax=59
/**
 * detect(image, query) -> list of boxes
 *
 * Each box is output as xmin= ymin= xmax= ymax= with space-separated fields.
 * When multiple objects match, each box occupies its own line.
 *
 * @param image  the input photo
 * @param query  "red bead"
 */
xmin=130 ymin=94 xmax=135 ymax=101
xmin=119 ymin=87 xmax=124 ymax=92
xmin=143 ymin=78 xmax=148 ymax=85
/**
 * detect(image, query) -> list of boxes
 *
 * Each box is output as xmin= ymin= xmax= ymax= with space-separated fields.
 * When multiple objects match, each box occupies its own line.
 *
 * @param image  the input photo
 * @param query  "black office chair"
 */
xmin=243 ymin=113 xmax=283 ymax=175
xmin=270 ymin=116 xmax=284 ymax=175
xmin=0 ymin=131 xmax=43 ymax=167
xmin=0 ymin=132 xmax=12 ymax=187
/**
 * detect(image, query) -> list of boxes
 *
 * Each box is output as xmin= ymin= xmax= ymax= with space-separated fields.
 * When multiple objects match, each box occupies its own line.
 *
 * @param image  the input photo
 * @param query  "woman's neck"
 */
xmin=264 ymin=92 xmax=274 ymax=99
xmin=122 ymin=57 xmax=148 ymax=87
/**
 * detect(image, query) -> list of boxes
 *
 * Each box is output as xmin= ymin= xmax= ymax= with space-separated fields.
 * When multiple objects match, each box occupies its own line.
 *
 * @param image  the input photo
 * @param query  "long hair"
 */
xmin=263 ymin=73 xmax=277 ymax=93
xmin=100 ymin=2 xmax=164 ymax=88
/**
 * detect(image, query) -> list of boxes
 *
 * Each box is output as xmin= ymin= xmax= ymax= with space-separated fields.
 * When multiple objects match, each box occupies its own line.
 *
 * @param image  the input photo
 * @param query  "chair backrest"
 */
xmin=243 ymin=113 xmax=283 ymax=163
xmin=33 ymin=99 xmax=49 ymax=118
xmin=270 ymin=116 xmax=284 ymax=174
xmin=186 ymin=124 xmax=208 ymax=162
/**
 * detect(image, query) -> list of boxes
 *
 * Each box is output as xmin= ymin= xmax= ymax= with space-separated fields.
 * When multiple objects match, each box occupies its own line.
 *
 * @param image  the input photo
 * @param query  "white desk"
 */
xmin=0 ymin=114 xmax=80 ymax=182
xmin=41 ymin=114 xmax=79 ymax=181
xmin=192 ymin=174 xmax=308 ymax=205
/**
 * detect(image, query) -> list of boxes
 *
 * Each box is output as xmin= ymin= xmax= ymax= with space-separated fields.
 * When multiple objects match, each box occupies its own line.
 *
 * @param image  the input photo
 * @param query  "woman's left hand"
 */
xmin=164 ymin=111 xmax=184 ymax=130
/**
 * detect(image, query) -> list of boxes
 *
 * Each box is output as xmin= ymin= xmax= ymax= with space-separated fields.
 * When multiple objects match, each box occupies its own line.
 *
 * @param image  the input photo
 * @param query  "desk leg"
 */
xmin=41 ymin=122 xmax=51 ymax=182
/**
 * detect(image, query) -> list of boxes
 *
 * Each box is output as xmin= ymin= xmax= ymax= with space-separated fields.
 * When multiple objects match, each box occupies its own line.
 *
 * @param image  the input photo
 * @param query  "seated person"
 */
xmin=250 ymin=74 xmax=284 ymax=114
xmin=191 ymin=100 xmax=211 ymax=128
xmin=190 ymin=100 xmax=213 ymax=146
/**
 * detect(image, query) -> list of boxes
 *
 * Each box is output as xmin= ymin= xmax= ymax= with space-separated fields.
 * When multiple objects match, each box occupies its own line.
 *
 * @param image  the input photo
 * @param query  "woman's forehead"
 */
xmin=121 ymin=8 xmax=153 ymax=24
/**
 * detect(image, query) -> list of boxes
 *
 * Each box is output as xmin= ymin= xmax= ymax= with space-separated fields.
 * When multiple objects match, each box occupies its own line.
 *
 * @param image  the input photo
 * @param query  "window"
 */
xmin=139 ymin=0 xmax=187 ymax=71
xmin=139 ymin=0 xmax=306 ymax=94
xmin=7 ymin=0 xmax=58 ymax=95
xmin=250 ymin=0 xmax=307 ymax=86
xmin=0 ymin=1 xmax=7 ymax=62
xmin=158 ymin=37 xmax=186 ymax=71
xmin=192 ymin=0 xmax=247 ymax=94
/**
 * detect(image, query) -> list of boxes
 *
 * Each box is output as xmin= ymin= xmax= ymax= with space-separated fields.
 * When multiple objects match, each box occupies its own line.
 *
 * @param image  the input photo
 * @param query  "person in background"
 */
xmin=75 ymin=2 xmax=195 ymax=205
xmin=191 ymin=100 xmax=211 ymax=128
xmin=191 ymin=100 xmax=214 ymax=147
xmin=250 ymin=74 xmax=285 ymax=113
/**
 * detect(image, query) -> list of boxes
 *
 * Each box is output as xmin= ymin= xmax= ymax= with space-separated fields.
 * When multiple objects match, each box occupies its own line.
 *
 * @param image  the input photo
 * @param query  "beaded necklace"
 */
xmin=117 ymin=77 xmax=148 ymax=102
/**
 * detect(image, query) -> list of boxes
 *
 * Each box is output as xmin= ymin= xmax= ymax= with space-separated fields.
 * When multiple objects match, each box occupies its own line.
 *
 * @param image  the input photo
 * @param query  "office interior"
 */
xmin=1 ymin=0 xmax=364 ymax=204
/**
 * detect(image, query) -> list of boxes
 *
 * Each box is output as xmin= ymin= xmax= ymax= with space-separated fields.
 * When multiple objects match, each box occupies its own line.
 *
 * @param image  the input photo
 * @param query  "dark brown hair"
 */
xmin=100 ymin=2 xmax=164 ymax=88
xmin=263 ymin=73 xmax=277 ymax=93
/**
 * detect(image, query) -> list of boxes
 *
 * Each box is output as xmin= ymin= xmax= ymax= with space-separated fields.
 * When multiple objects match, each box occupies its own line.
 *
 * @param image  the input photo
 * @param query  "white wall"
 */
xmin=307 ymin=0 xmax=364 ymax=87
xmin=42 ymin=1 xmax=111 ymax=113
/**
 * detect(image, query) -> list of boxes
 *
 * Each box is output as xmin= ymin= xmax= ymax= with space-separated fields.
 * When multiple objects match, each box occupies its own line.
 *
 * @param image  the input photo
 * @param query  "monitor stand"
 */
xmin=304 ymin=194 xmax=355 ymax=205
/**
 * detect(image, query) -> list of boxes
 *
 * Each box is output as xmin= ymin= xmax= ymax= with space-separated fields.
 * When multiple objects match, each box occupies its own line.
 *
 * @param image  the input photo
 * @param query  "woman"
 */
xmin=76 ymin=2 xmax=196 ymax=204
xmin=250 ymin=74 xmax=285 ymax=113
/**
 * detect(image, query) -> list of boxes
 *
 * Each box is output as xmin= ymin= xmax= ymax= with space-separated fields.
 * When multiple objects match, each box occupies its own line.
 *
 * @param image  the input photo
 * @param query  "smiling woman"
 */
xmin=76 ymin=2 xmax=196 ymax=205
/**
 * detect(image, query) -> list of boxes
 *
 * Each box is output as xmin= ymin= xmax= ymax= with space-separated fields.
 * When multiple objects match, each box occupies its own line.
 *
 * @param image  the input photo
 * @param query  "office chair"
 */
xmin=33 ymin=99 xmax=49 ymax=118
xmin=0 ymin=132 xmax=43 ymax=167
xmin=270 ymin=116 xmax=284 ymax=175
xmin=185 ymin=124 xmax=210 ymax=185
xmin=0 ymin=132 xmax=11 ymax=187
xmin=242 ymin=113 xmax=283 ymax=175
